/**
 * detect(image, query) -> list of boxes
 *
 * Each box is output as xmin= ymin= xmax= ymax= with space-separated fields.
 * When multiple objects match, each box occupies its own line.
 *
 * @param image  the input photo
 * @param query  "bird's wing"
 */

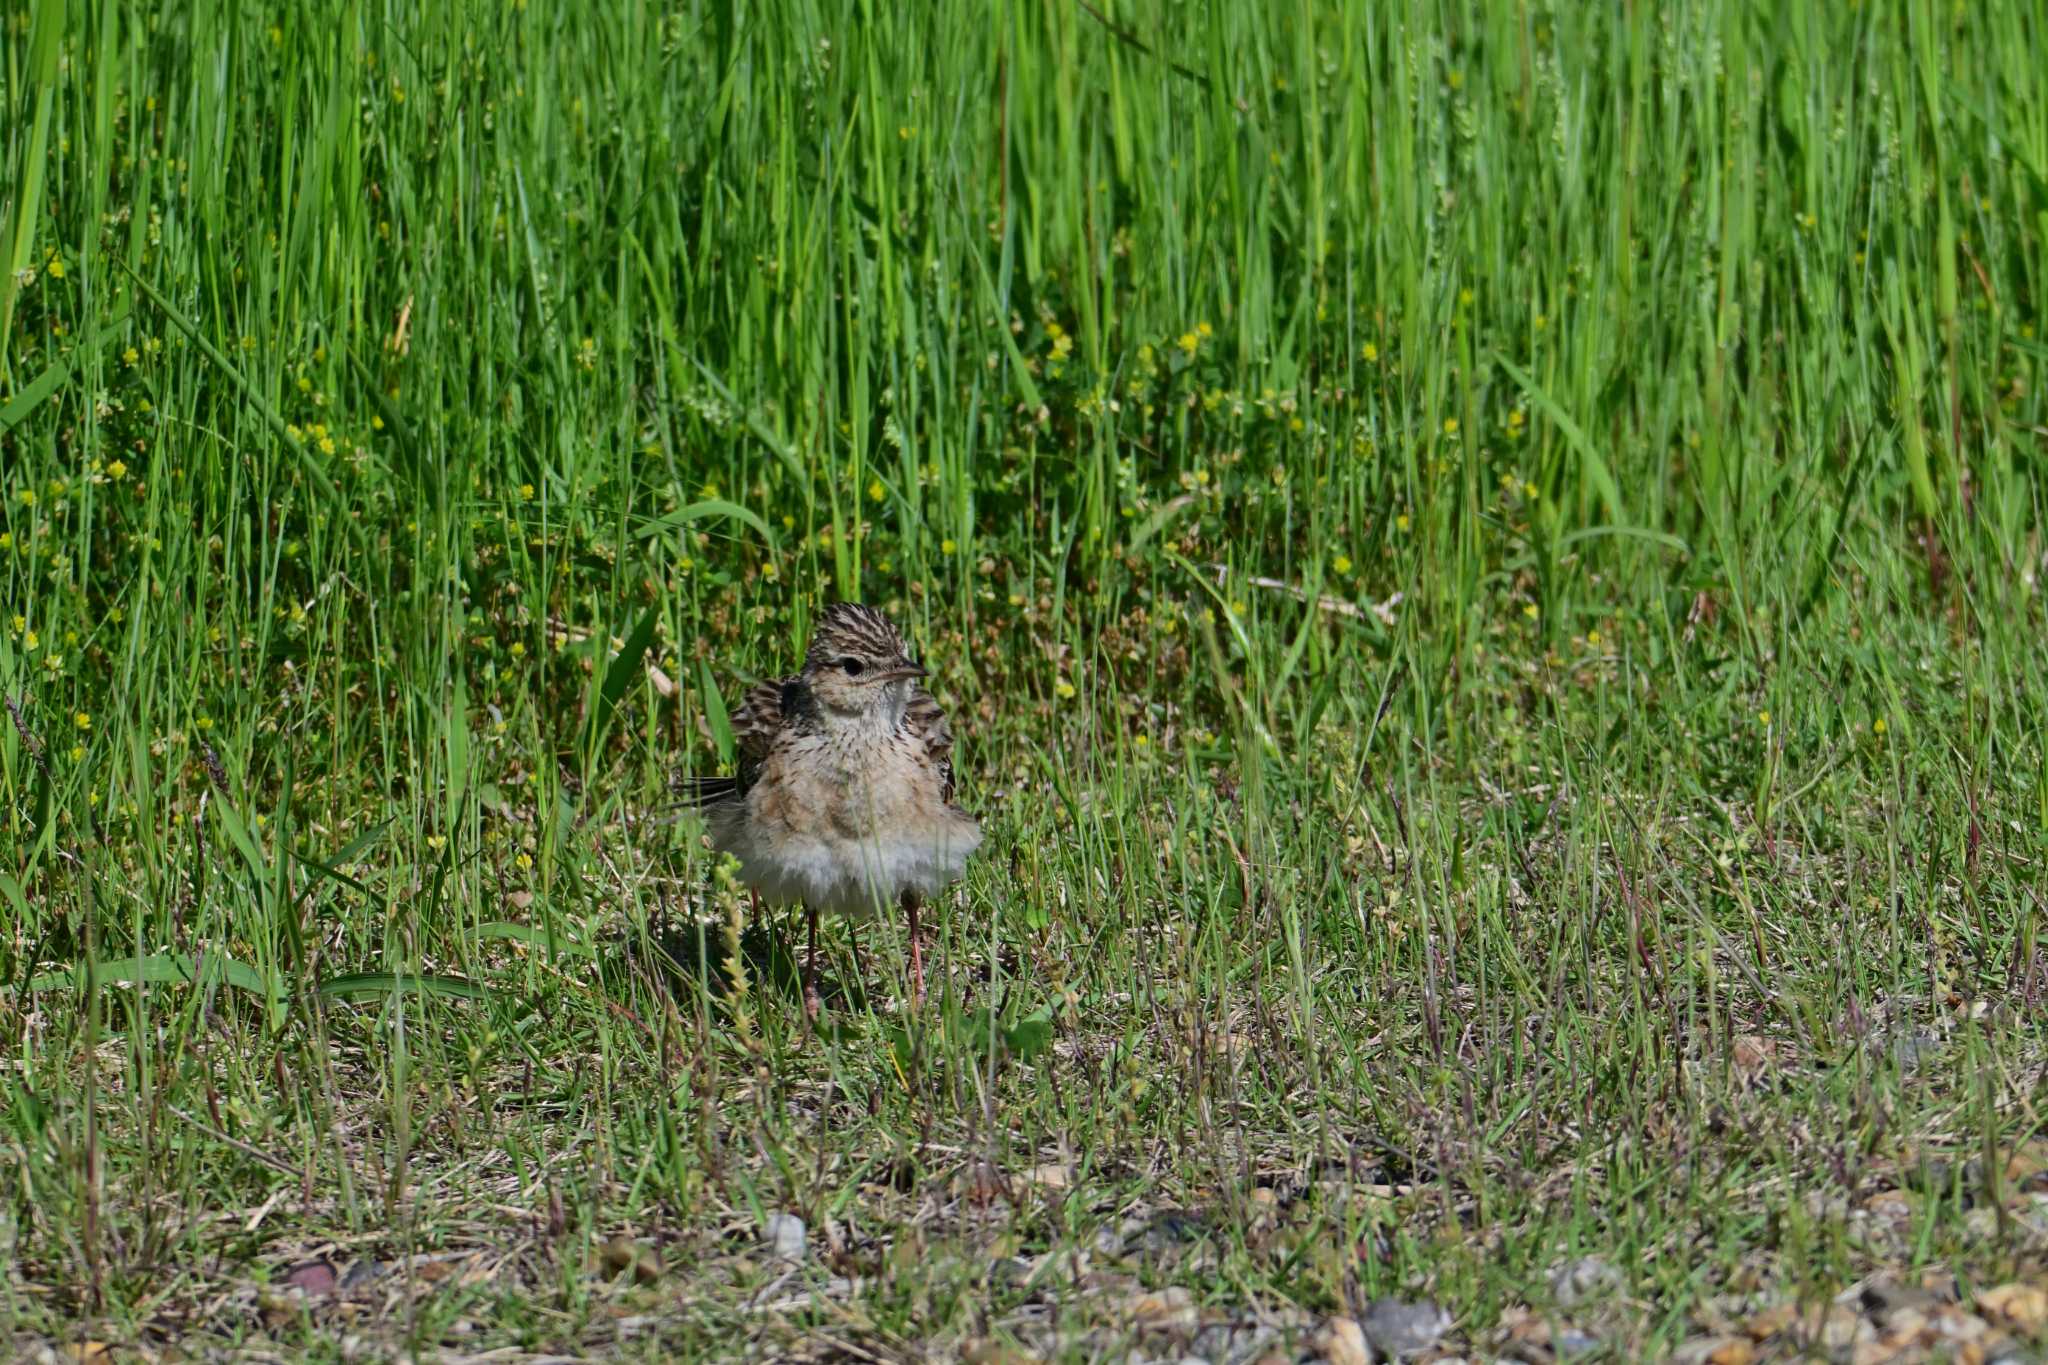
xmin=676 ymin=675 xmax=793 ymax=806
xmin=731 ymin=676 xmax=793 ymax=760
xmin=905 ymin=684 xmax=960 ymax=806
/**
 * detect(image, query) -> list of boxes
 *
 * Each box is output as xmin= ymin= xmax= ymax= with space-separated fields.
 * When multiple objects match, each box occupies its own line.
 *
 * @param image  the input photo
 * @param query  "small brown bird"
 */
xmin=682 ymin=603 xmax=981 ymax=1013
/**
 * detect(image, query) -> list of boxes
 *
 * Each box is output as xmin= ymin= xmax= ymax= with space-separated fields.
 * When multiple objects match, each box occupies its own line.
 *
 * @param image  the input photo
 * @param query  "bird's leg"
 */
xmin=803 ymin=900 xmax=822 ymax=1021
xmin=902 ymin=888 xmax=924 ymax=1009
xmin=846 ymin=921 xmax=871 ymax=1007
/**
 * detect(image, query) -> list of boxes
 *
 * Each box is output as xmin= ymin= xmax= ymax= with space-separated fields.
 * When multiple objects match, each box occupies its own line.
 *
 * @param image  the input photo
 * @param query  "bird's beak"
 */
xmin=872 ymin=662 xmax=927 ymax=683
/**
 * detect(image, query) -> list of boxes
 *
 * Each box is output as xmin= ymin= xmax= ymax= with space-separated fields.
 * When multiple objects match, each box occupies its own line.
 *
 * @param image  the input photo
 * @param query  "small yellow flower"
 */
xmin=370 ymin=415 xmax=384 ymax=431
xmin=74 ymin=711 xmax=91 ymax=730
xmin=509 ymin=640 xmax=526 ymax=657
xmin=516 ymin=852 xmax=533 ymax=869
xmin=426 ymin=834 xmax=447 ymax=851
xmin=46 ymin=258 xmax=65 ymax=280
xmin=1133 ymin=734 xmax=1149 ymax=747
xmin=1362 ymin=342 xmax=1379 ymax=362
xmin=1534 ymin=313 xmax=1548 ymax=330
xmin=106 ymin=460 xmax=128 ymax=480
xmin=1522 ymin=603 xmax=1539 ymax=619
xmin=318 ymin=435 xmax=336 ymax=455
xmin=123 ymin=346 xmax=139 ymax=366
xmin=1872 ymin=717 xmax=1887 ymax=735
xmin=23 ymin=630 xmax=38 ymax=652
xmin=940 ymin=538 xmax=957 ymax=555
xmin=1177 ymin=331 xmax=1199 ymax=355
xmin=1757 ymin=709 xmax=1772 ymax=727
xmin=1196 ymin=321 xmax=1212 ymax=337
xmin=1587 ymin=629 xmax=1602 ymax=646
xmin=196 ymin=715 xmax=214 ymax=730
xmin=1443 ymin=417 xmax=1459 ymax=435
xmin=1458 ymin=287 xmax=1473 ymax=307
xmin=69 ymin=745 xmax=85 ymax=762
xmin=519 ymin=483 xmax=536 ymax=501
xmin=1524 ymin=482 xmax=1538 ymax=499
xmin=1395 ymin=513 xmax=1410 ymax=532
xmin=1332 ymin=554 xmax=1353 ymax=575
xmin=867 ymin=478 xmax=884 ymax=502
xmin=1054 ymin=679 xmax=1076 ymax=700
xmin=17 ymin=488 xmax=34 ymax=507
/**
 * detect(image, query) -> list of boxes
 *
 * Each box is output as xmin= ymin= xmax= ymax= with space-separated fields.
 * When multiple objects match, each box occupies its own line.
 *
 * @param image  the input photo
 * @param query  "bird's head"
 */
xmin=799 ymin=602 xmax=925 ymax=720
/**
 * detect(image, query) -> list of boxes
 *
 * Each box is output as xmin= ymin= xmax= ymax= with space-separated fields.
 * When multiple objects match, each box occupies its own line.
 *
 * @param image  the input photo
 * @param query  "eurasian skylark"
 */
xmin=683 ymin=602 xmax=981 ymax=1012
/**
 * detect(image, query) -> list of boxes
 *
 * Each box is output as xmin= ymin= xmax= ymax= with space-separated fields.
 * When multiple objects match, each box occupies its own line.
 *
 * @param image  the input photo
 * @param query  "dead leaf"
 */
xmin=1019 ymin=1162 xmax=1072 ymax=1191
xmin=61 ymin=1346 xmax=112 ymax=1364
xmin=599 ymin=1235 xmax=663 ymax=1285
xmin=1313 ymin=1315 xmax=1371 ymax=1365
xmin=1928 ymin=1303 xmax=1991 ymax=1343
xmin=1879 ymin=1307 xmax=1927 ymax=1345
xmin=646 ymin=662 xmax=676 ymax=698
xmin=1976 ymin=1282 xmax=2048 ymax=1332
xmin=961 ymin=1338 xmax=1037 ymax=1365
xmin=1672 ymin=1337 xmax=1747 ymax=1365
xmin=1731 ymin=1033 xmax=1776 ymax=1079
xmin=1743 ymin=1303 xmax=1797 ymax=1339
xmin=1125 ymin=1286 xmax=1197 ymax=1331
xmin=284 ymin=1259 xmax=339 ymax=1295
xmin=955 ymin=1162 xmax=1009 ymax=1206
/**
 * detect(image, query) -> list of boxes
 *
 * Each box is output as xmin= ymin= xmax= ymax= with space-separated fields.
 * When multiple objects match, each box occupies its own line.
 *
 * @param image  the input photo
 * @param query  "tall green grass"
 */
xmin=2 ymin=0 xmax=2045 ymax=1354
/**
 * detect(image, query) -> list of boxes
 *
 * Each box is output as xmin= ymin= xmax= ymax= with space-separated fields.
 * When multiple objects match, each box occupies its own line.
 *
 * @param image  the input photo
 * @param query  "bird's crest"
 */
xmin=803 ymin=602 xmax=911 ymax=671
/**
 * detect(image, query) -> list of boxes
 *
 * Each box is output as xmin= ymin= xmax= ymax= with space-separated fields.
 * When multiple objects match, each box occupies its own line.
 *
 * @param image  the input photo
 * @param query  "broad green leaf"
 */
xmin=699 ymin=657 xmax=734 ymax=767
xmin=32 ymin=952 xmax=272 ymax=997
xmin=582 ymin=608 xmax=658 ymax=766
xmin=1495 ymin=354 xmax=1624 ymax=524
xmin=636 ymin=498 xmax=778 ymax=550
xmin=316 ymin=972 xmax=485 ymax=1001
xmin=474 ymin=921 xmax=596 ymax=958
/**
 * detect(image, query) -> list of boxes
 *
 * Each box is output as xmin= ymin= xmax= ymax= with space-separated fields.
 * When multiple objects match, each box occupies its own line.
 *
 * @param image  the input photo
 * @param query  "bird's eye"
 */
xmin=839 ymin=656 xmax=865 ymax=676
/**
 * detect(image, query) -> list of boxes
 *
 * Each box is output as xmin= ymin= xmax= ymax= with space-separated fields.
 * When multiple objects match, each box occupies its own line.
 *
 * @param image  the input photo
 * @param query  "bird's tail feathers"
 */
xmin=669 ymin=775 xmax=741 ymax=807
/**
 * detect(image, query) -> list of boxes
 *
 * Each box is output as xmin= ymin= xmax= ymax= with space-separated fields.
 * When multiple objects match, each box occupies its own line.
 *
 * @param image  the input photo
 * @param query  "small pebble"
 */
xmin=762 ymin=1211 xmax=808 ymax=1261
xmin=1557 ymin=1327 xmax=1601 ymax=1357
xmin=1549 ymin=1255 xmax=1622 ymax=1308
xmin=1361 ymin=1297 xmax=1450 ymax=1358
